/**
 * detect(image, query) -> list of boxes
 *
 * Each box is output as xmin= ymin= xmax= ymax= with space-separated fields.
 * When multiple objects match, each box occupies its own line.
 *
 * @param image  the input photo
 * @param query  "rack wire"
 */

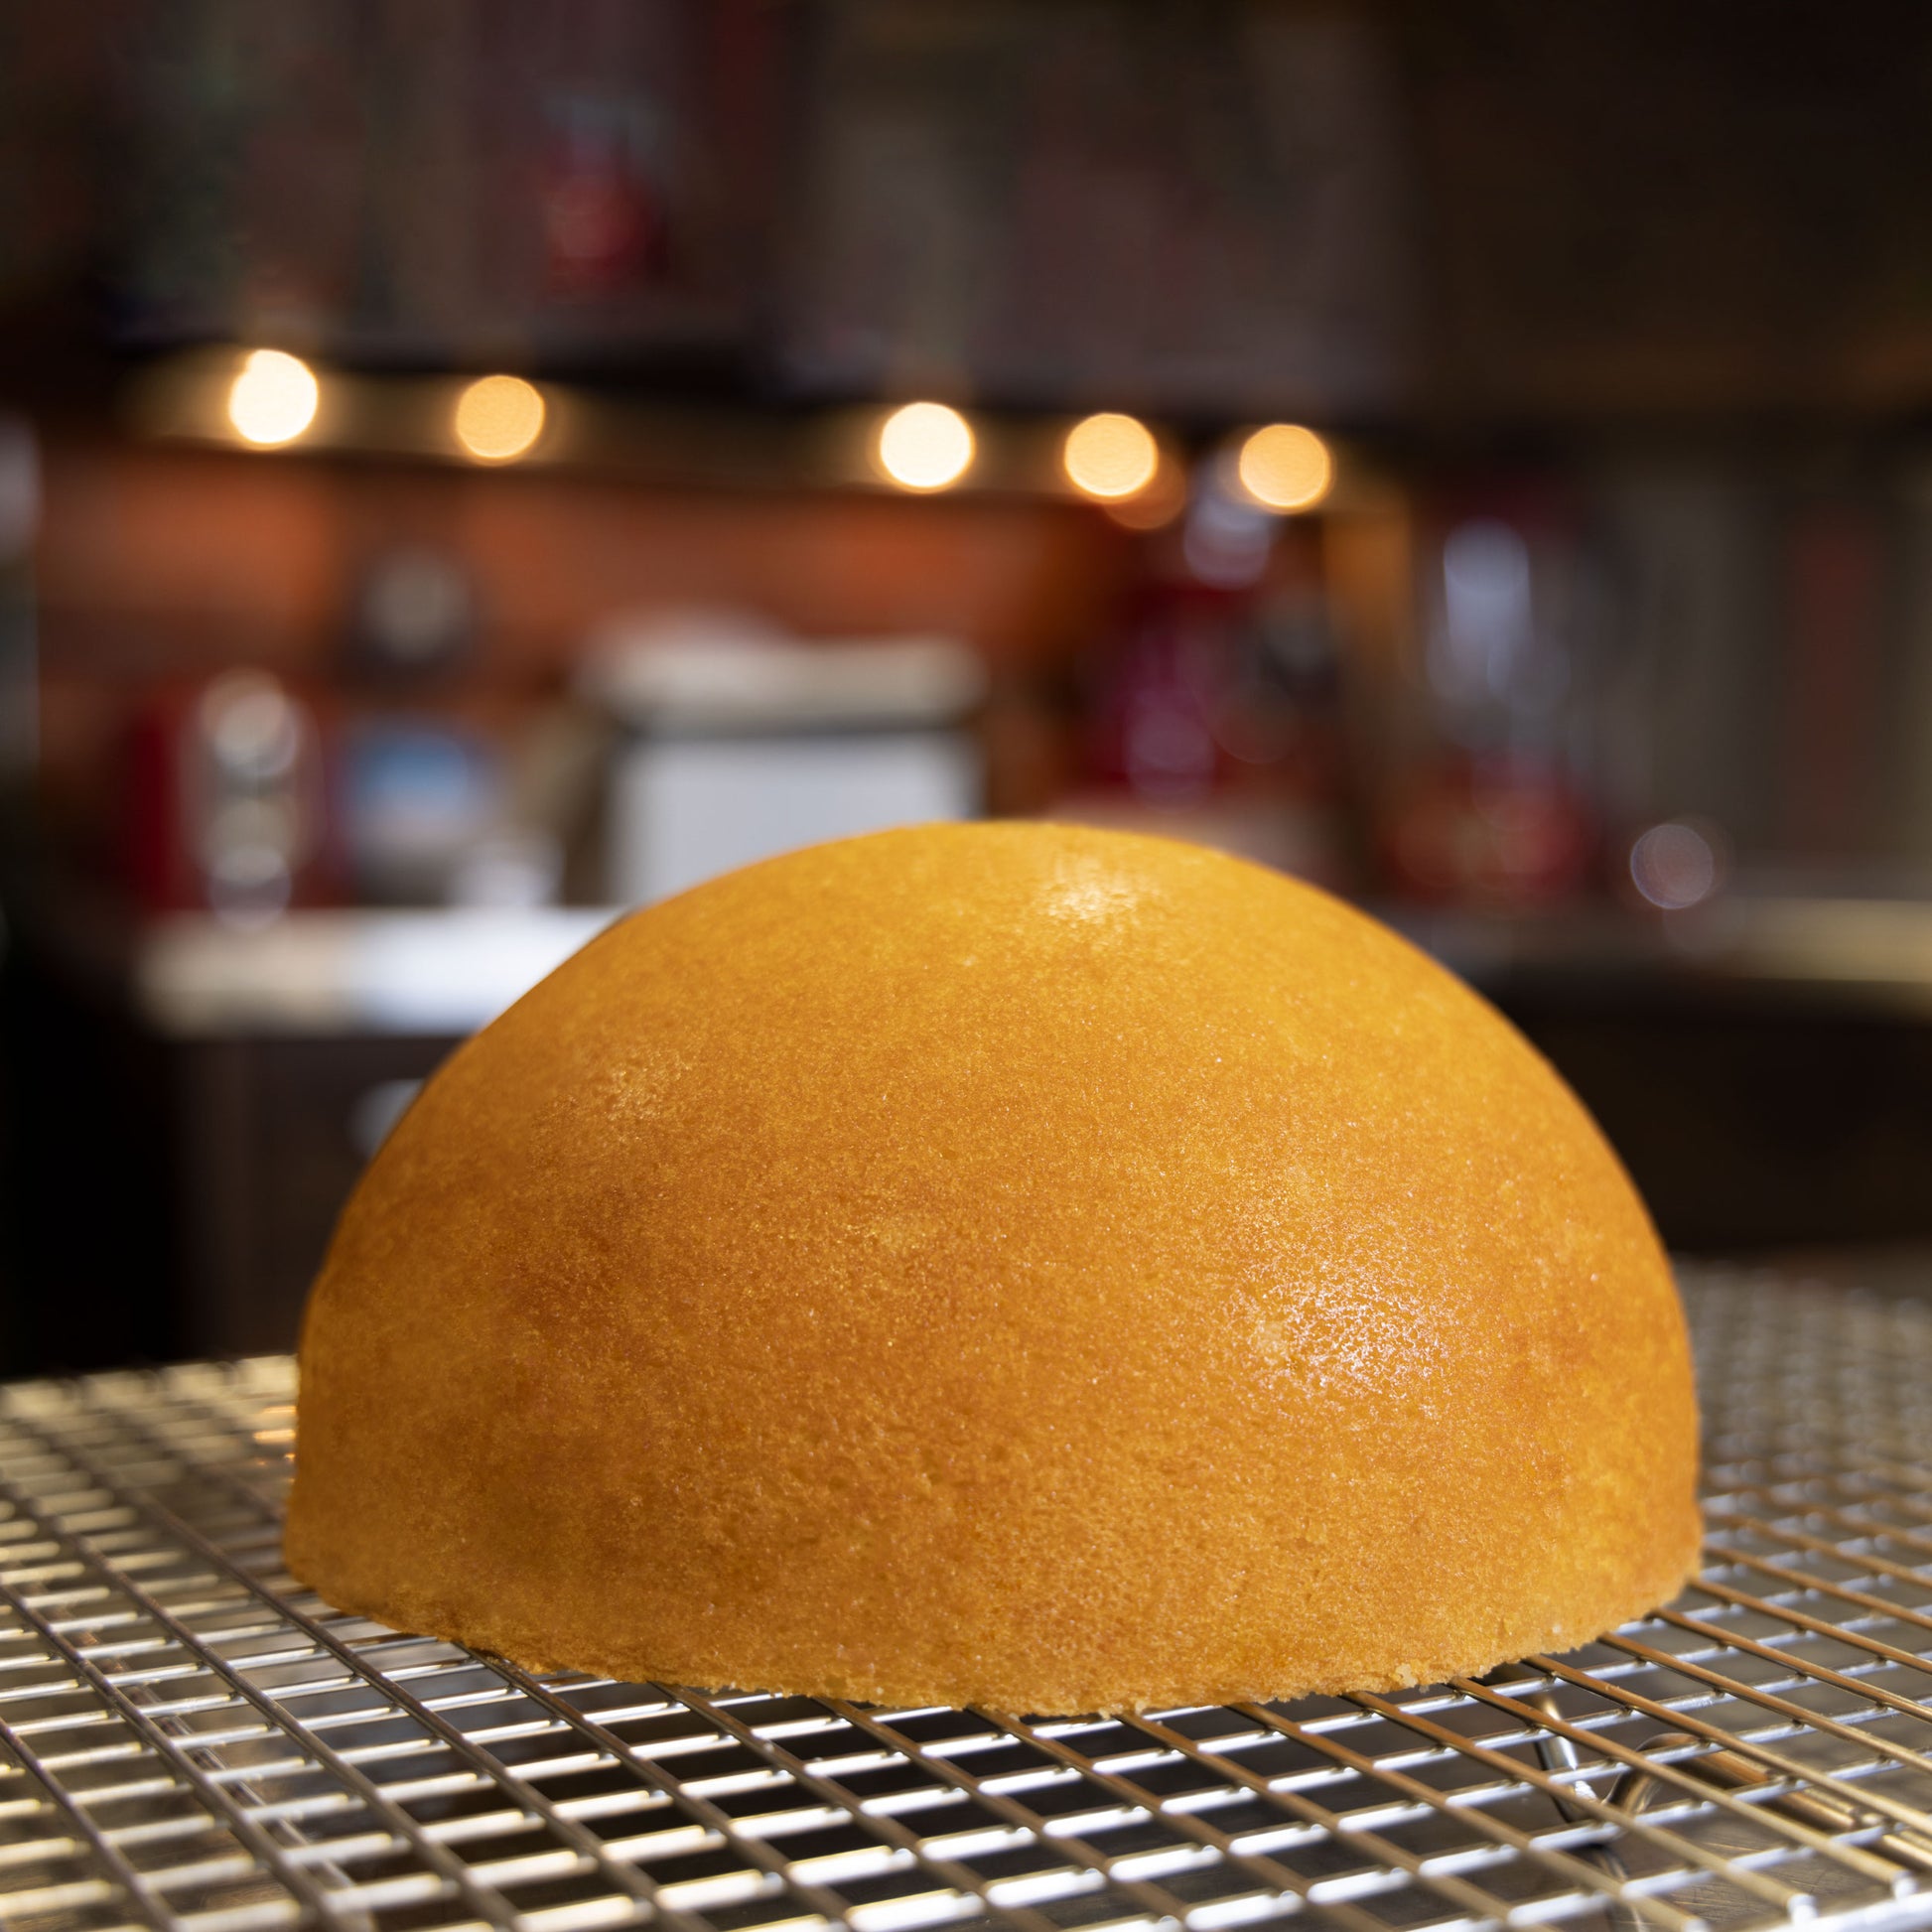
xmin=3 ymin=1271 xmax=1932 ymax=1932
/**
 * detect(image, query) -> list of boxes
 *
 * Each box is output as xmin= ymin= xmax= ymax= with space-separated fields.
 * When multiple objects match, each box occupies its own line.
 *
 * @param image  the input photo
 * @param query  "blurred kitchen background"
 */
xmin=4 ymin=0 xmax=1932 ymax=1370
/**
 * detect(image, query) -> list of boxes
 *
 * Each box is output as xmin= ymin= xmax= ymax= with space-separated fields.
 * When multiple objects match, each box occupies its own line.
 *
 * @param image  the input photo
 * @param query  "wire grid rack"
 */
xmin=3 ymin=1274 xmax=1932 ymax=1932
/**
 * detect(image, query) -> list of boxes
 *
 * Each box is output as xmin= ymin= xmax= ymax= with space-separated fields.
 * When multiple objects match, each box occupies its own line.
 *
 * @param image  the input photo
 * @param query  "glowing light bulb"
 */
xmin=454 ymin=374 xmax=546 ymax=463
xmin=1237 ymin=423 xmax=1332 ymax=512
xmin=876 ymin=402 xmax=974 ymax=491
xmin=1063 ymin=412 xmax=1159 ymax=500
xmin=227 ymin=349 xmax=320 ymax=448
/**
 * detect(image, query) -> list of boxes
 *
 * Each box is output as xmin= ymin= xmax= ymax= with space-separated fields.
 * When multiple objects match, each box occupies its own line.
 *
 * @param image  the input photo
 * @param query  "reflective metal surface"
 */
xmin=2 ymin=1273 xmax=1930 ymax=1932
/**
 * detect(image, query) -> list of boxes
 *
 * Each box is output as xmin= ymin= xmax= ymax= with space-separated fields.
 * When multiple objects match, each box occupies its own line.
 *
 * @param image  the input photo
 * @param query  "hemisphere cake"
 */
xmin=286 ymin=822 xmax=1701 ymax=1714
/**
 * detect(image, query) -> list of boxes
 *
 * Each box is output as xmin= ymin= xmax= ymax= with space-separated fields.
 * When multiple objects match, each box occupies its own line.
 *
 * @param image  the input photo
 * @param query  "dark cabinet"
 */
xmin=174 ymin=1035 xmax=459 ymax=1358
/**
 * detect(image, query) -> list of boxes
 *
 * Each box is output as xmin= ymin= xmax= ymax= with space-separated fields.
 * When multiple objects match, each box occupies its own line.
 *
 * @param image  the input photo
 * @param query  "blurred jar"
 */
xmin=1062 ymin=530 xmax=1354 ymax=889
xmin=337 ymin=719 xmax=507 ymax=906
xmin=127 ymin=671 xmax=331 ymax=924
xmin=1380 ymin=503 xmax=1598 ymax=904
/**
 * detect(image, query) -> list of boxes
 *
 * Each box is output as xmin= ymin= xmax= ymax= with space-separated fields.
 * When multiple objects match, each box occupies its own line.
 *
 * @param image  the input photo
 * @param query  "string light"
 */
xmin=876 ymin=402 xmax=974 ymax=491
xmin=1237 ymin=424 xmax=1332 ymax=512
xmin=227 ymin=349 xmax=320 ymax=448
xmin=454 ymin=374 xmax=546 ymax=463
xmin=1063 ymin=413 xmax=1158 ymax=500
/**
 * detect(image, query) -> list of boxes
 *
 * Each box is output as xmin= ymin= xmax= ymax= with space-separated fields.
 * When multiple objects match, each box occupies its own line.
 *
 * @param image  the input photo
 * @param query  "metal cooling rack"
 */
xmin=5 ymin=1275 xmax=1932 ymax=1932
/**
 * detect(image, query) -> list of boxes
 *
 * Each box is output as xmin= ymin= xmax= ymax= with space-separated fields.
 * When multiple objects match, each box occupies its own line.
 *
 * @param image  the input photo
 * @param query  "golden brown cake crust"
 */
xmin=286 ymin=824 xmax=1701 ymax=1714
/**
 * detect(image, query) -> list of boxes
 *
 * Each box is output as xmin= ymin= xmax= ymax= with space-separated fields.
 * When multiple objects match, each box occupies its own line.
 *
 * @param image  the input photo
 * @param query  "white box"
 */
xmin=607 ymin=731 xmax=979 ymax=905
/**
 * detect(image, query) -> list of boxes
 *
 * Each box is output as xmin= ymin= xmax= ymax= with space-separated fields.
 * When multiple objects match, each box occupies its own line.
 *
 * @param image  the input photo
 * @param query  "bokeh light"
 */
xmin=1630 ymin=821 xmax=1722 ymax=909
xmin=1063 ymin=412 xmax=1158 ymax=499
xmin=876 ymin=402 xmax=974 ymax=491
xmin=1102 ymin=460 xmax=1188 ymax=530
xmin=226 ymin=349 xmax=320 ymax=448
xmin=454 ymin=374 xmax=546 ymax=463
xmin=1237 ymin=423 xmax=1333 ymax=512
